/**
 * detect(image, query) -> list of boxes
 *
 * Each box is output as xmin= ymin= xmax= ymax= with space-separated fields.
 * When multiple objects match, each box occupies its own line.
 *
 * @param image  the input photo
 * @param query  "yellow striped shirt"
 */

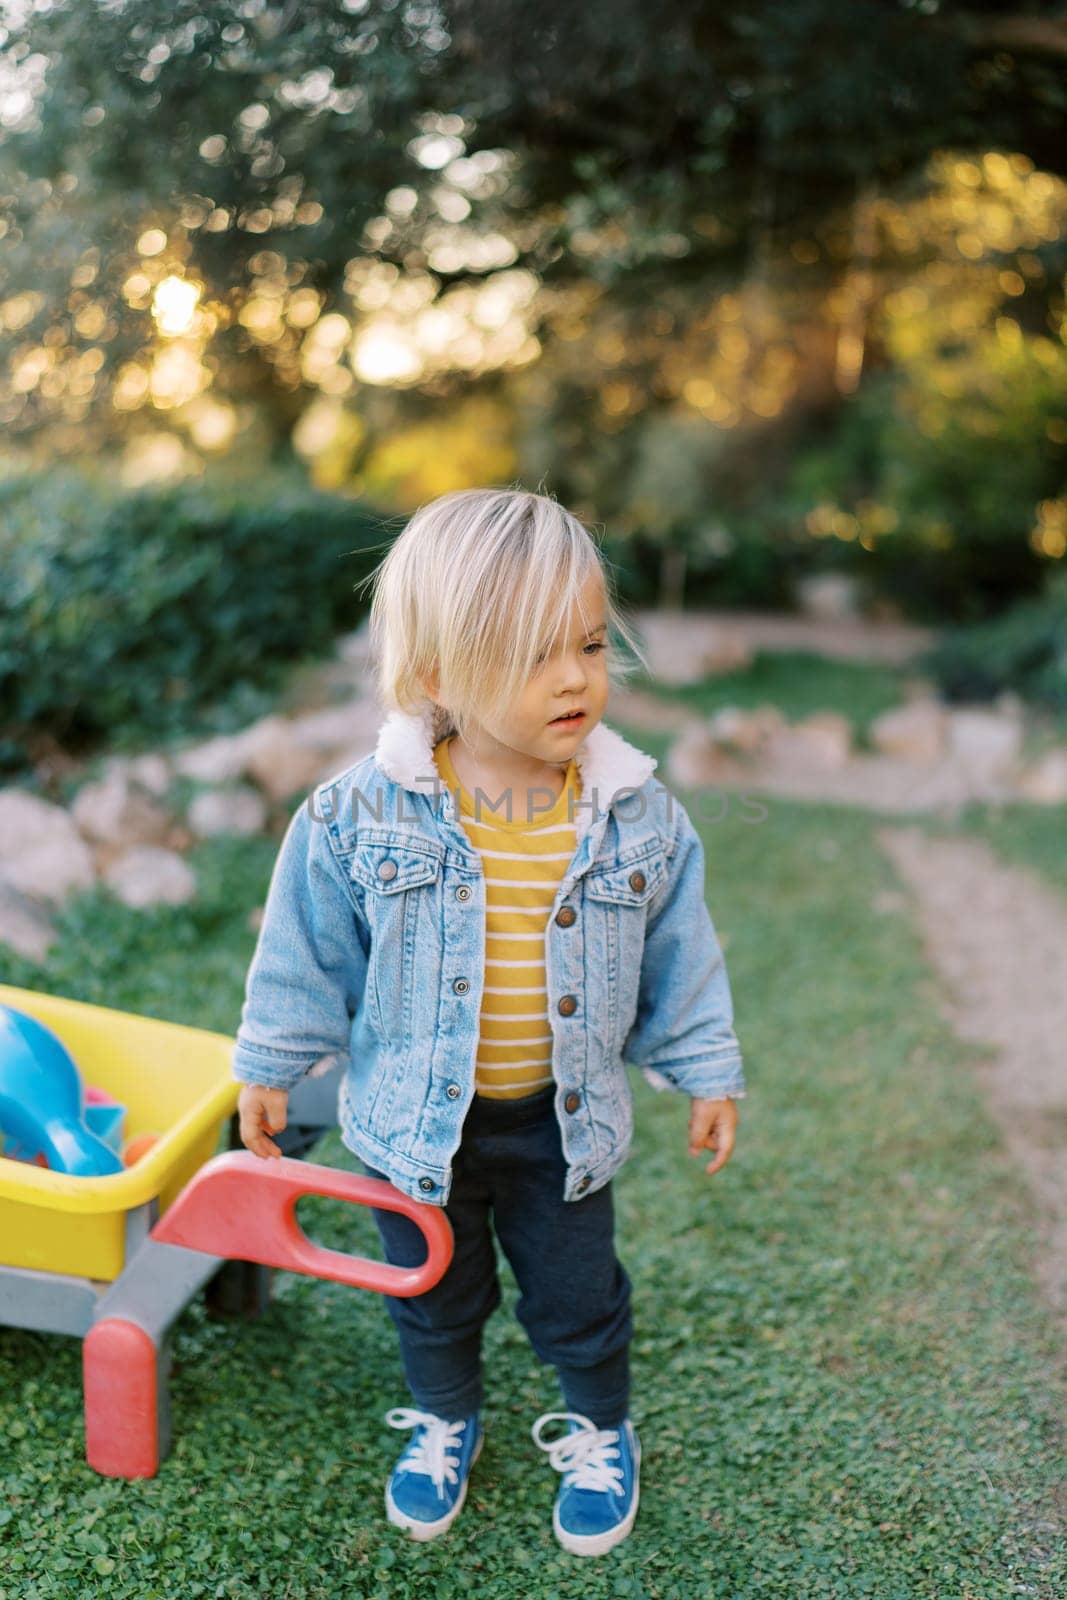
xmin=434 ymin=736 xmax=580 ymax=1101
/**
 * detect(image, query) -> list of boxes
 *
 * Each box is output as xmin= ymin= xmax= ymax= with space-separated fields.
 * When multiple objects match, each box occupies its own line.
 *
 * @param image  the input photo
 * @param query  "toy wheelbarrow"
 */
xmin=0 ymin=983 xmax=453 ymax=1480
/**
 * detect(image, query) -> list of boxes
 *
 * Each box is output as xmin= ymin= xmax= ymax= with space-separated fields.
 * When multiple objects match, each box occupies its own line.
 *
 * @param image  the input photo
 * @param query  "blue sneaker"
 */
xmin=531 ymin=1410 xmax=641 ymax=1556
xmin=384 ymin=1406 xmax=484 ymax=1540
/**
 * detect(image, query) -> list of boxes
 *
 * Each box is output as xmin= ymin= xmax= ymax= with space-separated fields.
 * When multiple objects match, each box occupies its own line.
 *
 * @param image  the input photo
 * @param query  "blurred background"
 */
xmin=1 ymin=0 xmax=1065 ymax=787
xmin=2 ymin=6 xmax=1067 ymax=1594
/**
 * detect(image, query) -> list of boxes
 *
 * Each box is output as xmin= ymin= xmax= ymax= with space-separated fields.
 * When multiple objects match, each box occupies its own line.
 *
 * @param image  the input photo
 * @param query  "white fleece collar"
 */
xmin=373 ymin=701 xmax=657 ymax=840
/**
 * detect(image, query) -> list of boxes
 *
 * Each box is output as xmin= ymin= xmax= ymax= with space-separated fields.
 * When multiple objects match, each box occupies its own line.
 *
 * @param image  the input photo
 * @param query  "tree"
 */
xmin=1 ymin=0 xmax=1064 ymax=456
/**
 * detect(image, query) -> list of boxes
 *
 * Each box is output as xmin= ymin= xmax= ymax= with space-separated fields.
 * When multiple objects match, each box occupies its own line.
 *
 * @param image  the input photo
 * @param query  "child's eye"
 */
xmin=534 ymin=640 xmax=605 ymax=668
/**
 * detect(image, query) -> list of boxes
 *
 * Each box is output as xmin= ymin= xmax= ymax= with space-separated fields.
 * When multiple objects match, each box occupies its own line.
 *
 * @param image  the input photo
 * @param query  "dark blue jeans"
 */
xmin=359 ymin=1083 xmax=633 ymax=1428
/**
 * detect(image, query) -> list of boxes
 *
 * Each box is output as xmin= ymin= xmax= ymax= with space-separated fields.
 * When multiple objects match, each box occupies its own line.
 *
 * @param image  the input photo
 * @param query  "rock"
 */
xmin=700 ymin=632 xmax=753 ymax=675
xmin=187 ymin=785 xmax=269 ymax=838
xmin=171 ymin=702 xmax=381 ymax=798
xmin=0 ymin=789 xmax=96 ymax=905
xmin=801 ymin=710 xmax=853 ymax=765
xmin=286 ymin=697 xmax=383 ymax=751
xmin=767 ymin=711 xmax=853 ymax=770
xmin=705 ymin=704 xmax=748 ymax=744
xmin=794 ymin=572 xmax=864 ymax=621
xmin=89 ymin=839 xmax=133 ymax=876
xmin=867 ymin=596 xmax=907 ymax=623
xmin=70 ymin=769 xmax=174 ymax=846
xmin=993 ymin=689 xmax=1026 ymax=720
xmin=632 ymin=605 xmax=934 ymax=666
xmin=603 ymin=689 xmax=695 ymax=733
xmin=0 ymin=881 xmax=58 ymax=962
xmin=869 ymin=701 xmax=947 ymax=764
xmin=900 ymin=676 xmax=940 ymax=702
xmin=665 ymin=723 xmax=751 ymax=788
xmin=1014 ymin=747 xmax=1067 ymax=804
xmin=241 ymin=716 xmax=328 ymax=803
xmin=101 ymin=752 xmax=173 ymax=796
xmin=101 ymin=846 xmax=198 ymax=909
xmin=707 ymin=703 xmax=786 ymax=756
xmin=634 ymin=611 xmax=752 ymax=685
xmin=945 ymin=707 xmax=1024 ymax=776
xmin=172 ymin=729 xmax=257 ymax=784
xmin=164 ymin=823 xmax=196 ymax=852
xmin=311 ymin=745 xmax=381 ymax=789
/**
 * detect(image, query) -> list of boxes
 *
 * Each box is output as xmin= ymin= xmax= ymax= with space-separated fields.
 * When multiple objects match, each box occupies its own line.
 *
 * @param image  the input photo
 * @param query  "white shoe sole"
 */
xmin=552 ymin=1430 xmax=641 ymax=1557
xmin=385 ymin=1429 xmax=484 ymax=1541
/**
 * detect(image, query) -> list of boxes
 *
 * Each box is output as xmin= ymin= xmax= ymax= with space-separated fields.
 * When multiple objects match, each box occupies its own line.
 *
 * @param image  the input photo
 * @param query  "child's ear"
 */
xmin=420 ymin=669 xmax=441 ymax=703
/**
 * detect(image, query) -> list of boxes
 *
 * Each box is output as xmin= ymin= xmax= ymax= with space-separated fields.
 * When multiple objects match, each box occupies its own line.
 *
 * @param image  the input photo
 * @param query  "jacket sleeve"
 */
xmin=230 ymin=793 xmax=369 ymax=1092
xmin=622 ymin=797 xmax=746 ymax=1101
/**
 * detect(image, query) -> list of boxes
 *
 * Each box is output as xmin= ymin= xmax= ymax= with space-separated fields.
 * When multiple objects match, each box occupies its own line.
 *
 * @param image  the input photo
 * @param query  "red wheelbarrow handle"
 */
xmin=151 ymin=1150 xmax=453 ymax=1297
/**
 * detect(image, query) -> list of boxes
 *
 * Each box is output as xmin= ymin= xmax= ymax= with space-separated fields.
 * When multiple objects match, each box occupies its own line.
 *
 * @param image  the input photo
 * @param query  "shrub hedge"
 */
xmin=0 ymin=468 xmax=393 ymax=780
xmin=4 ymin=461 xmax=1064 ymax=787
xmin=917 ymin=565 xmax=1067 ymax=712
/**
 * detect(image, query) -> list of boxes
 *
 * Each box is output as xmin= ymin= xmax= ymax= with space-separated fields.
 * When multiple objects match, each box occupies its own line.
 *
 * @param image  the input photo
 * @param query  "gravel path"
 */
xmin=876 ymin=825 xmax=1067 ymax=1334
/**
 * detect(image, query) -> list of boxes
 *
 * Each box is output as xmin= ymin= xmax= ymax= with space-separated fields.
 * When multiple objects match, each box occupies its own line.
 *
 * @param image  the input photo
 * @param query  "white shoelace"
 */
xmin=386 ymin=1406 xmax=469 ymax=1493
xmin=531 ymin=1411 xmax=625 ymax=1495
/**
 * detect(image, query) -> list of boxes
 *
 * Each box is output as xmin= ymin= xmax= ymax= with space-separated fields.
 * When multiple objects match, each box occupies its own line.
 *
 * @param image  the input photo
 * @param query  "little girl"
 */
xmin=232 ymin=487 xmax=746 ymax=1558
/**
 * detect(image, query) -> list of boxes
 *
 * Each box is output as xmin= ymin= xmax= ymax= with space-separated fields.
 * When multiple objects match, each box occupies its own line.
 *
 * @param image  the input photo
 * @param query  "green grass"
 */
xmin=913 ymin=797 xmax=1067 ymax=900
xmin=1 ymin=742 xmax=1065 ymax=1598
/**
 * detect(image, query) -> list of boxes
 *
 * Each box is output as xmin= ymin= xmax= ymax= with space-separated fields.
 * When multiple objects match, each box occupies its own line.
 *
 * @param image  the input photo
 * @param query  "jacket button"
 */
xmin=576 ymin=1174 xmax=591 ymax=1193
xmin=629 ymin=870 xmax=646 ymax=892
xmin=555 ymin=905 xmax=576 ymax=927
xmin=419 ymin=1177 xmax=435 ymax=1192
xmin=455 ymin=884 xmax=472 ymax=902
xmin=446 ymin=1083 xmax=462 ymax=1099
xmin=564 ymin=1091 xmax=581 ymax=1113
xmin=377 ymin=858 xmax=398 ymax=881
xmin=557 ymin=994 xmax=577 ymax=1016
xmin=453 ymin=977 xmax=470 ymax=995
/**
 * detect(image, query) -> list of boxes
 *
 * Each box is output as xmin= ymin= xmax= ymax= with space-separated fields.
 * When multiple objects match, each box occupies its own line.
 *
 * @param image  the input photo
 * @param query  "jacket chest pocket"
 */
xmin=348 ymin=842 xmax=442 ymax=1046
xmin=583 ymin=849 xmax=668 ymax=1044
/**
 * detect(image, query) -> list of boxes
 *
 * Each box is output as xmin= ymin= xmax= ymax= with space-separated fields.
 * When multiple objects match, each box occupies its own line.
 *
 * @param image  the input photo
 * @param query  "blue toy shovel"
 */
xmin=0 ymin=1003 xmax=125 ymax=1176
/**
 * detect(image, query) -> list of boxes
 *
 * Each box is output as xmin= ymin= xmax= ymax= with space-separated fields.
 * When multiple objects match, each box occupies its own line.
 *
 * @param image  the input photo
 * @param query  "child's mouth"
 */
xmin=551 ymin=710 xmax=585 ymax=725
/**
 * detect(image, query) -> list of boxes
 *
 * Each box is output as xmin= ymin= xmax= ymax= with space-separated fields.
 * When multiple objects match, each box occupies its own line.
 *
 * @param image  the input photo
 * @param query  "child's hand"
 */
xmin=687 ymin=1096 xmax=739 ymax=1176
xmin=237 ymin=1084 xmax=289 ymax=1160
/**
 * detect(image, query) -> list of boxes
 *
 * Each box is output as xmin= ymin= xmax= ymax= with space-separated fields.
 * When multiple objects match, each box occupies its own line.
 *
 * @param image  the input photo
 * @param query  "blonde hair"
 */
xmin=357 ymin=486 xmax=649 ymax=747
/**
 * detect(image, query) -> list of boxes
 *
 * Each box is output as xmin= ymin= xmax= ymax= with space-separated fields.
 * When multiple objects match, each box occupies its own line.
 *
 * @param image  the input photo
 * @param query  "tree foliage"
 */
xmin=2 ymin=0 xmax=1065 ymax=445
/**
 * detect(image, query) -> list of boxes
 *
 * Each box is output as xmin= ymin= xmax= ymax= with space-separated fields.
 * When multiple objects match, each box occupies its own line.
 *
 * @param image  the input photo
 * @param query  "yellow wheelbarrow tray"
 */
xmin=0 ymin=983 xmax=453 ymax=1479
xmin=0 ymin=983 xmax=241 ymax=1278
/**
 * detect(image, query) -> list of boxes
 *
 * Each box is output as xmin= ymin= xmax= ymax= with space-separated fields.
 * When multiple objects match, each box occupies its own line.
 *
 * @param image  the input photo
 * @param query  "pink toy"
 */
xmin=83 ymin=1152 xmax=454 ymax=1477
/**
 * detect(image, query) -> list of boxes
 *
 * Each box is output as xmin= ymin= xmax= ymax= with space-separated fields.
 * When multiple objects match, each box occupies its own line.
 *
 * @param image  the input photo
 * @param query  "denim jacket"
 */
xmin=230 ymin=700 xmax=746 ymax=1207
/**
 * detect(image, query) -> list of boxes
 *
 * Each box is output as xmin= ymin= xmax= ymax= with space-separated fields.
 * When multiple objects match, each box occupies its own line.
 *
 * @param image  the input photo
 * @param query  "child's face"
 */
xmin=438 ymin=570 xmax=610 ymax=775
xmin=492 ymin=570 xmax=611 ymax=769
